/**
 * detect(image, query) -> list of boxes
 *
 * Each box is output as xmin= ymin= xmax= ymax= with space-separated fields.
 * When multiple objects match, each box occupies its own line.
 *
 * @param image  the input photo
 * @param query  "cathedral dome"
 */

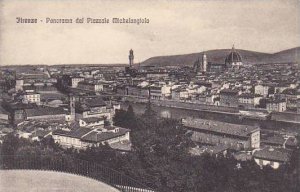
xmin=225 ymin=45 xmax=243 ymax=67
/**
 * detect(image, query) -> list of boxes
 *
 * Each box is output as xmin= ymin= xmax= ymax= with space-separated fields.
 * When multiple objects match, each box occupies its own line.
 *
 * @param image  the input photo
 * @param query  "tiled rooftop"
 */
xmin=253 ymin=147 xmax=291 ymax=162
xmin=183 ymin=117 xmax=259 ymax=137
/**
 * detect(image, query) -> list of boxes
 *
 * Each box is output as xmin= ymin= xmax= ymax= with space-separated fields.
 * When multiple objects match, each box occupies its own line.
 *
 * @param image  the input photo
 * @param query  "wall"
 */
xmin=250 ymin=131 xmax=260 ymax=148
xmin=271 ymin=111 xmax=300 ymax=123
xmin=191 ymin=131 xmax=250 ymax=150
xmin=150 ymin=99 xmax=239 ymax=113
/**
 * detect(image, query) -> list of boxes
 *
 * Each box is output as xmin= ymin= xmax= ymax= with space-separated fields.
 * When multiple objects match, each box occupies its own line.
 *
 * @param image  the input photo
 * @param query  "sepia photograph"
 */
xmin=0 ymin=0 xmax=300 ymax=191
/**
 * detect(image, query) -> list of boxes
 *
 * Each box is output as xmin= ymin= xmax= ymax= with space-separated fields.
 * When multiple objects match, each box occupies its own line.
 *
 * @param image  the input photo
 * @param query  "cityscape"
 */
xmin=0 ymin=0 xmax=300 ymax=192
xmin=0 ymin=45 xmax=299 ymax=191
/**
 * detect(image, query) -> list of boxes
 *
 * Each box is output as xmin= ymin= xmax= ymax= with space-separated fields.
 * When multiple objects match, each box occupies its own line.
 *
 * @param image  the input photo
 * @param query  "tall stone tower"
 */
xmin=202 ymin=52 xmax=207 ymax=72
xmin=129 ymin=49 xmax=134 ymax=67
xmin=69 ymin=95 xmax=76 ymax=122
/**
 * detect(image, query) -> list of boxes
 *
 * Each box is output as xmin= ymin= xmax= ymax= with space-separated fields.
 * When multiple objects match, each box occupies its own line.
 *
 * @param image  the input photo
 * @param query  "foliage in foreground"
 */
xmin=0 ymin=104 xmax=299 ymax=192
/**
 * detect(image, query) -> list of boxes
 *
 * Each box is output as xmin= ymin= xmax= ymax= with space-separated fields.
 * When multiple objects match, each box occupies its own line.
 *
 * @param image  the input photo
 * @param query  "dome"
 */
xmin=225 ymin=45 xmax=243 ymax=66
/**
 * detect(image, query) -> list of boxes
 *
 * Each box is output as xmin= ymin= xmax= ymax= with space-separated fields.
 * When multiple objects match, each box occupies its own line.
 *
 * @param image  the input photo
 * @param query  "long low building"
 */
xmin=52 ymin=126 xmax=131 ymax=151
xmin=183 ymin=117 xmax=260 ymax=150
xmin=24 ymin=106 xmax=67 ymax=121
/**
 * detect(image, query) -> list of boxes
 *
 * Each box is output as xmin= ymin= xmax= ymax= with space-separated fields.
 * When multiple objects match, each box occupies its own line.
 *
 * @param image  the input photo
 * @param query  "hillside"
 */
xmin=141 ymin=47 xmax=300 ymax=67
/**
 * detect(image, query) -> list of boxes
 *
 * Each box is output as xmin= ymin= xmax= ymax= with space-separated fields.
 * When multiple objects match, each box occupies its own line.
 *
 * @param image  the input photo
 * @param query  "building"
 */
xmin=22 ymin=92 xmax=41 ymax=105
xmin=125 ymin=85 xmax=149 ymax=98
xmin=225 ymin=45 xmax=243 ymax=68
xmin=0 ymin=106 xmax=9 ymax=123
xmin=129 ymin=49 xmax=134 ymax=67
xmin=255 ymin=84 xmax=271 ymax=97
xmin=207 ymin=63 xmax=226 ymax=73
xmin=15 ymin=79 xmax=24 ymax=91
xmin=79 ymin=117 xmax=105 ymax=128
xmin=253 ymin=147 xmax=292 ymax=169
xmin=238 ymin=93 xmax=262 ymax=108
xmin=145 ymin=72 xmax=169 ymax=79
xmin=220 ymin=89 xmax=239 ymax=107
xmin=149 ymin=86 xmax=162 ymax=100
xmin=193 ymin=58 xmax=201 ymax=73
xmin=71 ymin=77 xmax=85 ymax=88
xmin=68 ymin=95 xmax=76 ymax=122
xmin=3 ymin=102 xmax=36 ymax=125
xmin=266 ymin=99 xmax=287 ymax=112
xmin=77 ymin=97 xmax=115 ymax=121
xmin=126 ymin=85 xmax=143 ymax=97
xmin=280 ymin=88 xmax=298 ymax=109
xmin=183 ymin=117 xmax=260 ymax=150
xmin=171 ymin=87 xmax=189 ymax=100
xmin=77 ymin=81 xmax=104 ymax=92
xmin=24 ymin=106 xmax=66 ymax=121
xmin=202 ymin=53 xmax=207 ymax=72
xmin=297 ymin=99 xmax=300 ymax=113
xmin=161 ymin=84 xmax=172 ymax=99
xmin=52 ymin=126 xmax=131 ymax=151
xmin=60 ymin=75 xmax=85 ymax=88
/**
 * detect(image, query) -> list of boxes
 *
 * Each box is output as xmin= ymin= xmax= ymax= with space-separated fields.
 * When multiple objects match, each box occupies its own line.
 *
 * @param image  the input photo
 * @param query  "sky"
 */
xmin=0 ymin=0 xmax=299 ymax=65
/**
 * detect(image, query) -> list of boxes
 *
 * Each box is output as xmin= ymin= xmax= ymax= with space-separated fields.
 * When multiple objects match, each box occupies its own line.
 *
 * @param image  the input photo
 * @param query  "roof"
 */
xmin=81 ymin=117 xmax=105 ymax=124
xmin=0 ymin=127 xmax=14 ymax=134
xmin=285 ymin=137 xmax=298 ymax=148
xmin=78 ymin=81 xmax=98 ymax=86
xmin=24 ymin=106 xmax=66 ymax=117
xmin=225 ymin=46 xmax=242 ymax=64
xmin=220 ymin=89 xmax=238 ymax=95
xmin=25 ymin=106 xmax=66 ymax=117
xmin=281 ymin=88 xmax=296 ymax=95
xmin=239 ymin=93 xmax=255 ymax=99
xmin=53 ymin=126 xmax=130 ymax=142
xmin=6 ymin=102 xmax=36 ymax=111
xmin=84 ymin=98 xmax=106 ymax=108
xmin=183 ymin=118 xmax=259 ymax=138
xmin=32 ymin=130 xmax=51 ymax=138
xmin=0 ymin=106 xmax=9 ymax=115
xmin=266 ymin=99 xmax=286 ymax=104
xmin=253 ymin=147 xmax=292 ymax=162
xmin=81 ymin=127 xmax=130 ymax=143
xmin=261 ymin=135 xmax=285 ymax=146
xmin=53 ymin=128 xmax=92 ymax=139
xmin=23 ymin=85 xmax=36 ymax=91
xmin=194 ymin=81 xmax=212 ymax=87
xmin=190 ymin=145 xmax=228 ymax=156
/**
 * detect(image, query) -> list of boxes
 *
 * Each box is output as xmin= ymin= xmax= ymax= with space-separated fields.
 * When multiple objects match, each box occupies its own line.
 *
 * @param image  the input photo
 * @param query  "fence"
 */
xmin=0 ymin=155 xmax=156 ymax=192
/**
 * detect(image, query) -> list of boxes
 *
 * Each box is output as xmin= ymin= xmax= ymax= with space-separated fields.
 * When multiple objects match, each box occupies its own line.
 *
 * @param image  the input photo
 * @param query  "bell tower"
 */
xmin=129 ymin=49 xmax=134 ymax=67
xmin=69 ymin=94 xmax=75 ymax=122
xmin=202 ymin=52 xmax=207 ymax=72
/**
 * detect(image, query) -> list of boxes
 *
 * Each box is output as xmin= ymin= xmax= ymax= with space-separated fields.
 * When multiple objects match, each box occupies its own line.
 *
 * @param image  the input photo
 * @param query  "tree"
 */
xmin=257 ymin=98 xmax=267 ymax=108
xmin=143 ymin=101 xmax=157 ymax=118
xmin=113 ymin=105 xmax=138 ymax=130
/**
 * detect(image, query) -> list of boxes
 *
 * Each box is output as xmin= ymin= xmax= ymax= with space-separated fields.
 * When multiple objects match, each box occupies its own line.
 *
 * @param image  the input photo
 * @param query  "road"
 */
xmin=0 ymin=170 xmax=120 ymax=192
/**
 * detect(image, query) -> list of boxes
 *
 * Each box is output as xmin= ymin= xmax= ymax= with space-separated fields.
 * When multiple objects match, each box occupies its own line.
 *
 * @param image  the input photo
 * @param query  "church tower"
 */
xmin=202 ymin=52 xmax=207 ymax=72
xmin=69 ymin=95 xmax=75 ymax=122
xmin=129 ymin=49 xmax=134 ymax=67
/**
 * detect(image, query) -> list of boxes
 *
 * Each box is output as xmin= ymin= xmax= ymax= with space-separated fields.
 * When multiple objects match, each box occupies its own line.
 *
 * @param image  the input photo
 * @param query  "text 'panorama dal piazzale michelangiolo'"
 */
xmin=16 ymin=17 xmax=150 ymax=25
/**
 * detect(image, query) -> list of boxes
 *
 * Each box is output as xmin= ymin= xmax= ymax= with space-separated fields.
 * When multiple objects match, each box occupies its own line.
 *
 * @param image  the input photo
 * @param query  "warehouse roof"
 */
xmin=183 ymin=118 xmax=259 ymax=138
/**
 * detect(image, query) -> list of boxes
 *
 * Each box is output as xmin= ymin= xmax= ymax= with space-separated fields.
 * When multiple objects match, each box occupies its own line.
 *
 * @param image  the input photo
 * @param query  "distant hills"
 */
xmin=140 ymin=47 xmax=300 ymax=67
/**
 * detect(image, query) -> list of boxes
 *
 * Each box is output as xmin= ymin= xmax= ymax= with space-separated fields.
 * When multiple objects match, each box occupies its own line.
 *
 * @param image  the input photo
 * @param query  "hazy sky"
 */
xmin=0 ymin=0 xmax=299 ymax=65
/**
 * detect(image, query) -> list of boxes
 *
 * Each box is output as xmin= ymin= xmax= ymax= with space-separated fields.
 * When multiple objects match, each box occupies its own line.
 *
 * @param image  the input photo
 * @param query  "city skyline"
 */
xmin=0 ymin=0 xmax=299 ymax=65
